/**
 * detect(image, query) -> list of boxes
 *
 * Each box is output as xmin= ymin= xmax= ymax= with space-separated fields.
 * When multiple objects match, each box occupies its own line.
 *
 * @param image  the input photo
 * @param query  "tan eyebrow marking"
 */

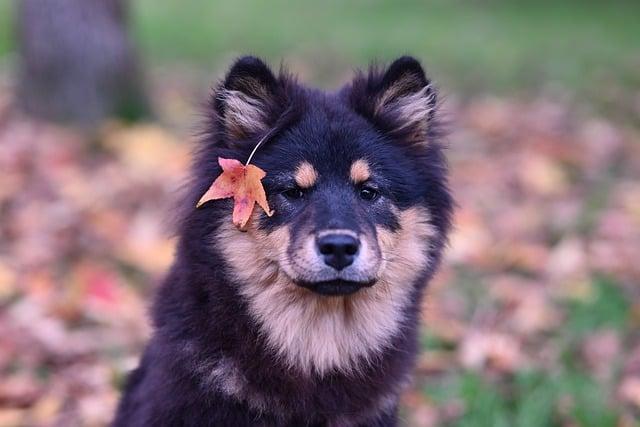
xmin=294 ymin=161 xmax=319 ymax=189
xmin=350 ymin=159 xmax=371 ymax=184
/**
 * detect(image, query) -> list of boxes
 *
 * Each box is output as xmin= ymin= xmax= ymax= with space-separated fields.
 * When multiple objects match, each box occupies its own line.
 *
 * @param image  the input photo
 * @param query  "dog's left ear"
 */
xmin=213 ymin=56 xmax=288 ymax=141
xmin=347 ymin=56 xmax=437 ymax=145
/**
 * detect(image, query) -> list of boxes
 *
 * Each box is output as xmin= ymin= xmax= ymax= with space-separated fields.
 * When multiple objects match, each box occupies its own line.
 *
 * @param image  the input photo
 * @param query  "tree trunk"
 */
xmin=16 ymin=0 xmax=149 ymax=126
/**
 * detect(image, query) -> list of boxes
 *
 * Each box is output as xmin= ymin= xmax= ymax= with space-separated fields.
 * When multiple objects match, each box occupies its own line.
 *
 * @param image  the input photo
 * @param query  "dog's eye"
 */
xmin=282 ymin=187 xmax=305 ymax=200
xmin=359 ymin=186 xmax=378 ymax=201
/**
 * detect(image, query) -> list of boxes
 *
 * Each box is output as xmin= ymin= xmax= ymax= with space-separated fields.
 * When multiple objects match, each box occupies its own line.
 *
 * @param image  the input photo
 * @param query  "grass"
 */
xmin=429 ymin=369 xmax=618 ymax=427
xmin=1 ymin=0 xmax=639 ymax=97
xmin=565 ymin=276 xmax=631 ymax=336
xmin=0 ymin=1 xmax=11 ymax=60
xmin=136 ymin=0 xmax=640 ymax=97
xmin=420 ymin=275 xmax=629 ymax=426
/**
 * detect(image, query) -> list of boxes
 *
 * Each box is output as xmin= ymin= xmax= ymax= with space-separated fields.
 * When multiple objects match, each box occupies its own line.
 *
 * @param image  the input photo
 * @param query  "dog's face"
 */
xmin=191 ymin=56 xmax=451 ymax=298
xmin=260 ymin=145 xmax=397 ymax=295
xmin=264 ymin=154 xmax=389 ymax=296
xmin=255 ymin=98 xmax=432 ymax=297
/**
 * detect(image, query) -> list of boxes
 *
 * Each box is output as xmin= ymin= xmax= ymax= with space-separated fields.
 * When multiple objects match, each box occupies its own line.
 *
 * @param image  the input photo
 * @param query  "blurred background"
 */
xmin=0 ymin=1 xmax=639 ymax=426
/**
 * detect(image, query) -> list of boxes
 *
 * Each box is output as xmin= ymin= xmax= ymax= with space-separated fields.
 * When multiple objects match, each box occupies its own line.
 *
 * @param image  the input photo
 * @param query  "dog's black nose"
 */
xmin=317 ymin=234 xmax=360 ymax=271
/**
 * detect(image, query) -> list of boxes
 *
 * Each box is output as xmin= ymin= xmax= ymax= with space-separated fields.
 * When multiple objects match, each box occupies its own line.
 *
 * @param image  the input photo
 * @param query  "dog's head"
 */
xmin=187 ymin=56 xmax=452 ymax=298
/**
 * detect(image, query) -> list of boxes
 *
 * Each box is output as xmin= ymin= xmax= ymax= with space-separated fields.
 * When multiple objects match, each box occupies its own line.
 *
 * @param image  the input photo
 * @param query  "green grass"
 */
xmin=0 ymin=1 xmax=12 ymax=59
xmin=420 ymin=275 xmax=629 ymax=426
xmin=565 ymin=276 xmax=631 ymax=336
xmin=425 ymin=369 xmax=618 ymax=427
xmin=422 ymin=361 xmax=619 ymax=426
xmin=132 ymin=0 xmax=640 ymax=94
xmin=1 ymin=0 xmax=639 ymax=96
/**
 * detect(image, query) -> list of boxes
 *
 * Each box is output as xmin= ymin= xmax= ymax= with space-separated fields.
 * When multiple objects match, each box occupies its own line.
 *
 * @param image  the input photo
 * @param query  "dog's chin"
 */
xmin=295 ymin=279 xmax=376 ymax=296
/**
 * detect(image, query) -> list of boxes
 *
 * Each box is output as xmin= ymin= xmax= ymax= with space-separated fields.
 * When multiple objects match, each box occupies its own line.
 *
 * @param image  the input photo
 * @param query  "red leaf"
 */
xmin=197 ymin=157 xmax=273 ymax=229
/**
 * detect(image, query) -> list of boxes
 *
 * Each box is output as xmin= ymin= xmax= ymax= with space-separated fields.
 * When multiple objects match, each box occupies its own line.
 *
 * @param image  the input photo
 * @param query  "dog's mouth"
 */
xmin=296 ymin=279 xmax=376 ymax=296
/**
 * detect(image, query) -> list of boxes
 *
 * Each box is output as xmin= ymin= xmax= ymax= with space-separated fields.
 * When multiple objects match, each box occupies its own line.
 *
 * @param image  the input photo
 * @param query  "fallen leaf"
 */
xmin=100 ymin=123 xmax=189 ymax=178
xmin=197 ymin=158 xmax=273 ymax=229
xmin=30 ymin=395 xmax=62 ymax=425
xmin=619 ymin=377 xmax=640 ymax=408
xmin=582 ymin=330 xmax=620 ymax=381
xmin=0 ymin=409 xmax=26 ymax=427
xmin=518 ymin=153 xmax=568 ymax=196
xmin=0 ymin=260 xmax=17 ymax=302
xmin=0 ymin=374 xmax=41 ymax=408
xmin=458 ymin=331 xmax=526 ymax=372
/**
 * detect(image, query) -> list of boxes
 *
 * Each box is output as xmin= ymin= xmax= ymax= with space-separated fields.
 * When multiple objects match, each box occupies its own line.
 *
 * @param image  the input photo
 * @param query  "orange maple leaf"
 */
xmin=197 ymin=157 xmax=273 ymax=230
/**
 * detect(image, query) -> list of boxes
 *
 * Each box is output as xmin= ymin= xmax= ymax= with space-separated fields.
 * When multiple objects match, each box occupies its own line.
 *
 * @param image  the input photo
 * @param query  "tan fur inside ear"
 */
xmin=374 ymin=77 xmax=435 ymax=141
xmin=220 ymin=89 xmax=270 ymax=139
xmin=391 ymin=86 xmax=434 ymax=132
xmin=233 ymin=76 xmax=271 ymax=99
xmin=374 ymin=73 xmax=423 ymax=113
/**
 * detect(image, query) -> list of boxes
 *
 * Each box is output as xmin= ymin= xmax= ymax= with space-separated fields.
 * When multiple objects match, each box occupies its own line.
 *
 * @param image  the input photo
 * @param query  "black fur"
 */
xmin=113 ymin=56 xmax=453 ymax=426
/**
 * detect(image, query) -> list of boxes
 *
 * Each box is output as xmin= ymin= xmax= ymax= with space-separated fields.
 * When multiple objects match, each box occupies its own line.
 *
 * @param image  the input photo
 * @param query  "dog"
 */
xmin=113 ymin=55 xmax=453 ymax=426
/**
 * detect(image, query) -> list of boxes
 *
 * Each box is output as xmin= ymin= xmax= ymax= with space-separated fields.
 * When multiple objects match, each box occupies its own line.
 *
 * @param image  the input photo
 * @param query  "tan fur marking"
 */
xmin=217 ymin=207 xmax=437 ymax=375
xmin=374 ymin=78 xmax=435 ymax=143
xmin=294 ymin=161 xmax=318 ymax=189
xmin=374 ymin=73 xmax=423 ymax=114
xmin=199 ymin=355 xmax=285 ymax=412
xmin=392 ymin=86 xmax=434 ymax=133
xmin=234 ymin=77 xmax=271 ymax=99
xmin=349 ymin=159 xmax=371 ymax=184
xmin=221 ymin=89 xmax=269 ymax=138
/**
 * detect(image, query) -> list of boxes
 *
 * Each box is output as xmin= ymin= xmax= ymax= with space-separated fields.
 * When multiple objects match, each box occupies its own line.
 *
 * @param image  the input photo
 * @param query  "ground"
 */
xmin=1 ymin=84 xmax=639 ymax=425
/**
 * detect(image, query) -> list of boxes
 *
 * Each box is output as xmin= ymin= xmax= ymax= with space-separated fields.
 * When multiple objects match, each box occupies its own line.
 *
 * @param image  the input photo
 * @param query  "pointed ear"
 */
xmin=214 ymin=56 xmax=287 ymax=140
xmin=348 ymin=56 xmax=438 ymax=145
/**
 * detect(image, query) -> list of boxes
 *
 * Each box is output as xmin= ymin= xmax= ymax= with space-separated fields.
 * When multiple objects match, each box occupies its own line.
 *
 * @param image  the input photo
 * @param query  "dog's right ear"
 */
xmin=346 ymin=56 xmax=438 ymax=146
xmin=213 ymin=56 xmax=286 ymax=140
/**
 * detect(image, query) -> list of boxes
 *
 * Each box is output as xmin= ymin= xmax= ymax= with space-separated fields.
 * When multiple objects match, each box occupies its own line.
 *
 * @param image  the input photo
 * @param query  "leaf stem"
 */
xmin=245 ymin=129 xmax=273 ymax=166
xmin=244 ymin=105 xmax=294 ymax=166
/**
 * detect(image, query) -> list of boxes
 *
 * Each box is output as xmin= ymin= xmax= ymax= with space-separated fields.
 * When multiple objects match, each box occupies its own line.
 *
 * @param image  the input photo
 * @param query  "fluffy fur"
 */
xmin=113 ymin=55 xmax=453 ymax=426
